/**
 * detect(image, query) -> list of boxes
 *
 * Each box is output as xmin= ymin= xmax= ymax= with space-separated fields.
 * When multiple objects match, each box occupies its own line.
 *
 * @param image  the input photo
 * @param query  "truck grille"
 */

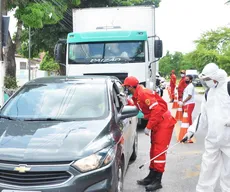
xmin=0 ymin=170 xmax=72 ymax=186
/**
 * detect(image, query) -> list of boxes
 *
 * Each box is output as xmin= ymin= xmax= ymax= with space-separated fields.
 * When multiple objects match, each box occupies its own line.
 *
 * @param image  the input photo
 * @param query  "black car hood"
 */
xmin=0 ymin=117 xmax=113 ymax=162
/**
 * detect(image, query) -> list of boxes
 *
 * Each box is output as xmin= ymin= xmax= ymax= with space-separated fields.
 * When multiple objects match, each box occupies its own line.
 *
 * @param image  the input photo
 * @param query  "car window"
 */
xmin=1 ymin=83 xmax=109 ymax=120
xmin=112 ymin=83 xmax=123 ymax=112
xmin=115 ymin=81 xmax=125 ymax=94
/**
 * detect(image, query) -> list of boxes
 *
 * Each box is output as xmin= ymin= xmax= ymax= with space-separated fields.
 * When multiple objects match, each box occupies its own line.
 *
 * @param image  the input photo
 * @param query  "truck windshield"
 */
xmin=68 ymin=41 xmax=145 ymax=64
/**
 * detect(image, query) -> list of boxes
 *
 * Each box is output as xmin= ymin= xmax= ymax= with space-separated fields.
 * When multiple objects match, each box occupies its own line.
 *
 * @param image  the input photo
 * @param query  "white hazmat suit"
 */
xmin=185 ymin=63 xmax=230 ymax=192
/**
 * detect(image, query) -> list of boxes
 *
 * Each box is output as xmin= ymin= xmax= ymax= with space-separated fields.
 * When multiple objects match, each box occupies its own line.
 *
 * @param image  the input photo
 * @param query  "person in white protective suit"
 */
xmin=182 ymin=63 xmax=230 ymax=192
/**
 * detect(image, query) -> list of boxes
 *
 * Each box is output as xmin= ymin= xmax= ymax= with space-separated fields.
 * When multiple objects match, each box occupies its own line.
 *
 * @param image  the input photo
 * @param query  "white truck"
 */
xmin=54 ymin=5 xmax=163 ymax=127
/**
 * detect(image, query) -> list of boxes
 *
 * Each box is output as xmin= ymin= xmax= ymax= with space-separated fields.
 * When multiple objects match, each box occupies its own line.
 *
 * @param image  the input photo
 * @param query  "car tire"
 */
xmin=116 ymin=160 xmax=124 ymax=192
xmin=130 ymin=133 xmax=138 ymax=161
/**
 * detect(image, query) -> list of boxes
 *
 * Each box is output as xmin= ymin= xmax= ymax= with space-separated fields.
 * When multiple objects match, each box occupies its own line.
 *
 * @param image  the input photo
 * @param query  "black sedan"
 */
xmin=0 ymin=76 xmax=139 ymax=192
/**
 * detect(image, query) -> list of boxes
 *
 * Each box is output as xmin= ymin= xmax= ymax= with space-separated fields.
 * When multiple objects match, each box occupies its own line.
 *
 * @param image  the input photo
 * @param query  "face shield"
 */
xmin=199 ymin=78 xmax=209 ymax=90
xmin=199 ymin=67 xmax=227 ymax=89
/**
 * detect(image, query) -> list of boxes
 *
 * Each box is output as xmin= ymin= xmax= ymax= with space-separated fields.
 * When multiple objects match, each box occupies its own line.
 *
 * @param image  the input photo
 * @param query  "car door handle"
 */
xmin=129 ymin=119 xmax=132 ymax=124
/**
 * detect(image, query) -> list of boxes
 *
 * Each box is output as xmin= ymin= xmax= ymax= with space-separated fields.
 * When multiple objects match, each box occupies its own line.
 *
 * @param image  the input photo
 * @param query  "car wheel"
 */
xmin=130 ymin=133 xmax=138 ymax=161
xmin=116 ymin=161 xmax=124 ymax=192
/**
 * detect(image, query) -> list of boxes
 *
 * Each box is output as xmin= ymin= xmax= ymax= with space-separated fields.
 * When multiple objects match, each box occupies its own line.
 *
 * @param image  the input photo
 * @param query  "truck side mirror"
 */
xmin=54 ymin=42 xmax=66 ymax=64
xmin=154 ymin=40 xmax=163 ymax=58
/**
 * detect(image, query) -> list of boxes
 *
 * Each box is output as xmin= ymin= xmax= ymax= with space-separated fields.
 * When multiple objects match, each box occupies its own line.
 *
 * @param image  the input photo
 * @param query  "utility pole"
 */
xmin=28 ymin=26 xmax=31 ymax=81
xmin=0 ymin=0 xmax=2 ymax=60
xmin=0 ymin=0 xmax=4 ymax=107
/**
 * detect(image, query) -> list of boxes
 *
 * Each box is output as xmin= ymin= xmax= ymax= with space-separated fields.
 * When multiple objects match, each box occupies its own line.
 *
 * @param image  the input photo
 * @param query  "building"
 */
xmin=15 ymin=55 xmax=49 ymax=87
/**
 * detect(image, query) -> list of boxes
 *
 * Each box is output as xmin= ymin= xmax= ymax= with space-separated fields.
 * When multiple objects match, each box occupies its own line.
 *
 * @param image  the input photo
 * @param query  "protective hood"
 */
xmin=199 ymin=63 xmax=228 ymax=85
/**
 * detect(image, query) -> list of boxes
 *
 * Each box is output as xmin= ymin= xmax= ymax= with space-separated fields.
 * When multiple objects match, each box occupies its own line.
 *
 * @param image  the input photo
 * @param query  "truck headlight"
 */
xmin=72 ymin=146 xmax=116 ymax=172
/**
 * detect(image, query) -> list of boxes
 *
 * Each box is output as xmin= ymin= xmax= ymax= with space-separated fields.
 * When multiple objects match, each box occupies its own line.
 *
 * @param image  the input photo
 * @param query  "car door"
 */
xmin=113 ymin=81 xmax=137 ymax=162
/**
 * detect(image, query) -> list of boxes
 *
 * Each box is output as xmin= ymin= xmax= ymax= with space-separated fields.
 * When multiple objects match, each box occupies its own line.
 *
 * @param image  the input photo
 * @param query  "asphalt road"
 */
xmin=123 ymin=90 xmax=221 ymax=192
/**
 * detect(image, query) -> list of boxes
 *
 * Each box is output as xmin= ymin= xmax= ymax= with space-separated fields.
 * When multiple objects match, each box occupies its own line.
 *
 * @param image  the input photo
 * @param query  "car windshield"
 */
xmin=0 ymin=82 xmax=109 ymax=121
xmin=68 ymin=41 xmax=145 ymax=64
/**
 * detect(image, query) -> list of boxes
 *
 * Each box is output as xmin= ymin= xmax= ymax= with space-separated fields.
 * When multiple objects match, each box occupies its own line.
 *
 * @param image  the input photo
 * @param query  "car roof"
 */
xmin=26 ymin=75 xmax=120 ymax=85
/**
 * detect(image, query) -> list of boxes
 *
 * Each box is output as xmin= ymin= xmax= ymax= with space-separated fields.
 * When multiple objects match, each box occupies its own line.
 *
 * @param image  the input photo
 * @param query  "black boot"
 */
xmin=145 ymin=171 xmax=163 ymax=191
xmin=137 ymin=169 xmax=156 ymax=186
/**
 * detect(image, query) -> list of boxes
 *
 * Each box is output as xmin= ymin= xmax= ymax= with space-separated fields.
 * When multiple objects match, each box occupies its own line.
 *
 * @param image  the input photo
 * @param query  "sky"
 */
xmin=156 ymin=0 xmax=230 ymax=55
xmin=7 ymin=0 xmax=230 ymax=56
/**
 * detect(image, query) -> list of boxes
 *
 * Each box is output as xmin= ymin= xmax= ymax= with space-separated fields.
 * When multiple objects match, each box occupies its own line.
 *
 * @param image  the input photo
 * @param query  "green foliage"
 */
xmin=195 ymin=27 xmax=230 ymax=54
xmin=180 ymin=53 xmax=195 ymax=70
xmin=159 ymin=51 xmax=185 ymax=77
xmin=111 ymin=0 xmax=160 ymax=7
xmin=218 ymin=48 xmax=230 ymax=73
xmin=159 ymin=51 xmax=172 ymax=76
xmin=4 ymin=76 xmax=18 ymax=89
xmin=40 ymin=52 xmax=60 ymax=72
xmin=14 ymin=2 xmax=66 ymax=28
xmin=193 ymin=27 xmax=230 ymax=74
xmin=79 ymin=0 xmax=160 ymax=7
xmin=187 ymin=47 xmax=219 ymax=72
xmin=160 ymin=27 xmax=230 ymax=77
xmin=18 ymin=24 xmax=69 ymax=58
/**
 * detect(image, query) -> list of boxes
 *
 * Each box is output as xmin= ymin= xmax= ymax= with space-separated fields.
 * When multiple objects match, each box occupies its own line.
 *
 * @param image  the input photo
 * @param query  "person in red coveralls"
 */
xmin=123 ymin=76 xmax=177 ymax=192
xmin=169 ymin=70 xmax=177 ymax=102
xmin=177 ymin=70 xmax=187 ymax=101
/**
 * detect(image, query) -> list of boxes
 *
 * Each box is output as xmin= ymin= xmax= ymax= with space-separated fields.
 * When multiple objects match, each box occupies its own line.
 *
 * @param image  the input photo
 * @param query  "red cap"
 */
xmin=171 ymin=70 xmax=175 ymax=73
xmin=123 ymin=76 xmax=139 ymax=87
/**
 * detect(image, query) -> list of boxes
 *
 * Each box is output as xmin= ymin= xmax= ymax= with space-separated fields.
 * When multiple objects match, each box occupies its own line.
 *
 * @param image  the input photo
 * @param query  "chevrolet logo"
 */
xmin=14 ymin=165 xmax=31 ymax=173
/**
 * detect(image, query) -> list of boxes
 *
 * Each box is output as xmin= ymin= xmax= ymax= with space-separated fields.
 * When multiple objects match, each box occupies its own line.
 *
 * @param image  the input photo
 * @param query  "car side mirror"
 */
xmin=154 ymin=40 xmax=163 ymax=58
xmin=120 ymin=106 xmax=139 ymax=120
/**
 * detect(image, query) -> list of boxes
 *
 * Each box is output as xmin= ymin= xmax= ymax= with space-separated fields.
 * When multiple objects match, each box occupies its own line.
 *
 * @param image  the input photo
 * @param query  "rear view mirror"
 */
xmin=154 ymin=40 xmax=163 ymax=58
xmin=54 ymin=40 xmax=66 ymax=64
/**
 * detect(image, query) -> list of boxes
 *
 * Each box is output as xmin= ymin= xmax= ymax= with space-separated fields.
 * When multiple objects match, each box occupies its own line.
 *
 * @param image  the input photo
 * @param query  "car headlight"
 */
xmin=72 ymin=146 xmax=116 ymax=172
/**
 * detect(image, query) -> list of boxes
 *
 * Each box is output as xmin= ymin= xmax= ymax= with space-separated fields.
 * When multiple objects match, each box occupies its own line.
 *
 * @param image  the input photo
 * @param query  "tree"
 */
xmin=40 ymin=52 xmax=59 ymax=73
xmin=159 ymin=51 xmax=173 ymax=77
xmin=218 ymin=48 xmax=230 ymax=73
xmin=194 ymin=27 xmax=230 ymax=54
xmin=79 ymin=0 xmax=160 ymax=7
xmin=5 ymin=0 xmax=80 ymax=82
xmin=180 ymin=52 xmax=195 ymax=71
xmin=187 ymin=46 xmax=219 ymax=72
xmin=159 ymin=51 xmax=184 ymax=77
xmin=193 ymin=27 xmax=230 ymax=74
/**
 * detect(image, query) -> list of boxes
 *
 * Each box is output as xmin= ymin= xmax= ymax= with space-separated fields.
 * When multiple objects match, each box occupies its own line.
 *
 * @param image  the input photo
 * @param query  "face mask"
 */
xmin=181 ymin=74 xmax=185 ymax=77
xmin=205 ymin=80 xmax=217 ymax=88
xmin=127 ymin=90 xmax=132 ymax=95
xmin=185 ymin=80 xmax=190 ymax=84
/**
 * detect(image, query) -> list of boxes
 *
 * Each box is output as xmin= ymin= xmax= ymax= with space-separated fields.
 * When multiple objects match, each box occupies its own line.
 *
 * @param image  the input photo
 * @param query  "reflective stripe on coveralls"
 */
xmin=132 ymin=85 xmax=177 ymax=173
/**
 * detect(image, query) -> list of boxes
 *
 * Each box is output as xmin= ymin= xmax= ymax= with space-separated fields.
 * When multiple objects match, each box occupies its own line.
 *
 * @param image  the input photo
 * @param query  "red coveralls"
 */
xmin=170 ymin=73 xmax=177 ymax=100
xmin=177 ymin=77 xmax=187 ymax=101
xmin=132 ymin=85 xmax=177 ymax=173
